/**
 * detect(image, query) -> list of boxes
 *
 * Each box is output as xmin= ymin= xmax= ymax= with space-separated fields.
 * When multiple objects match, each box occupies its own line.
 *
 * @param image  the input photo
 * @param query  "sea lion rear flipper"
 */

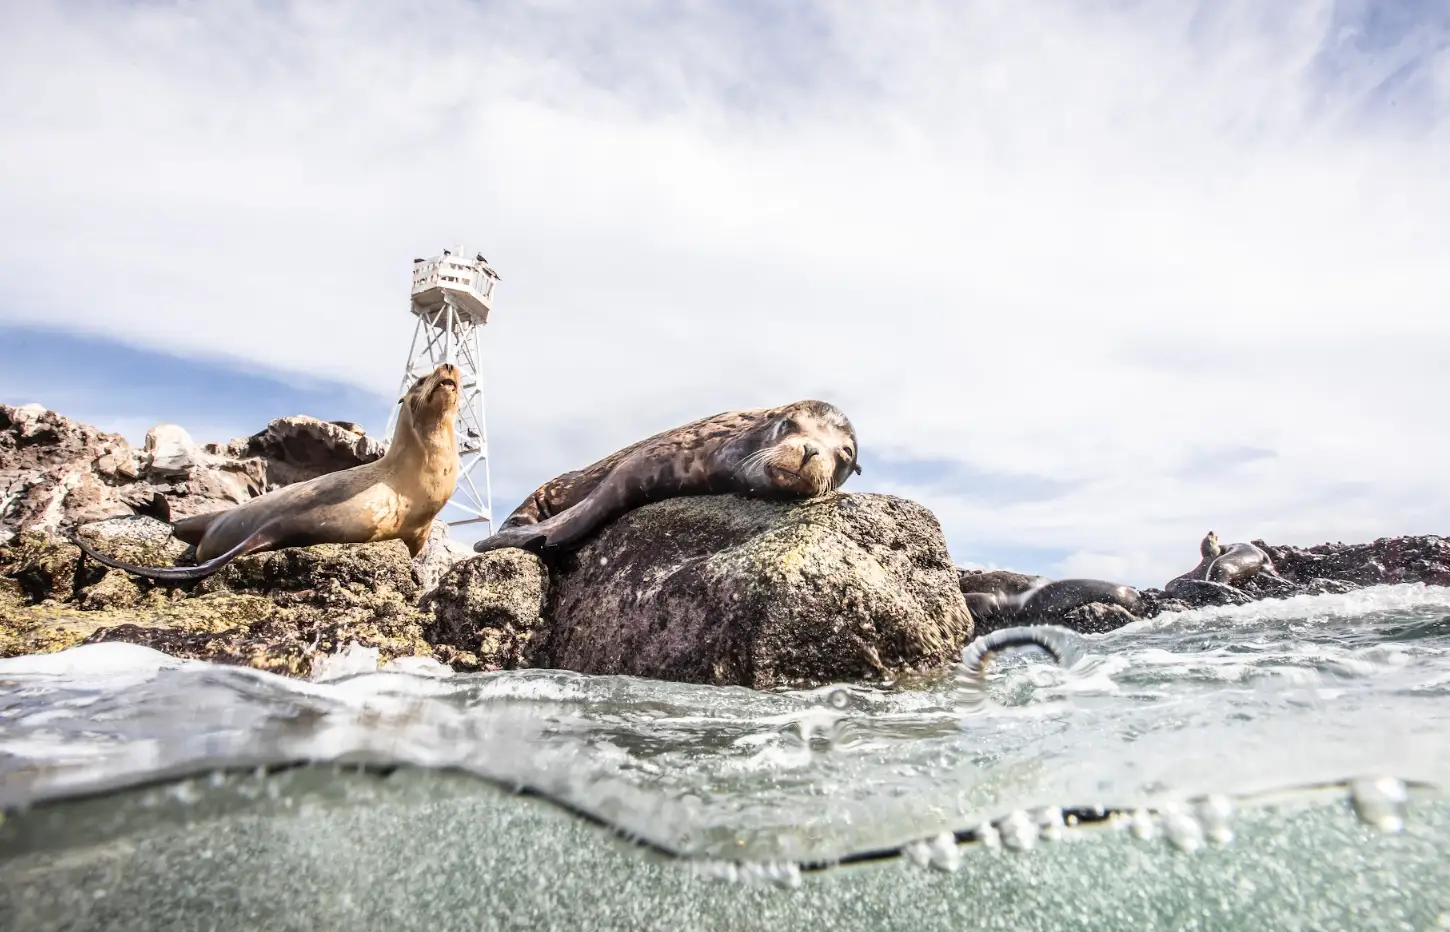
xmin=68 ymin=523 xmax=282 ymax=583
xmin=129 ymin=490 xmax=172 ymax=524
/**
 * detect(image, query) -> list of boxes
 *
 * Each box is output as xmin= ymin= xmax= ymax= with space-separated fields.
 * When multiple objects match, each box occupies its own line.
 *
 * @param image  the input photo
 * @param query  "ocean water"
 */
xmin=3 ymin=583 xmax=1450 ymax=930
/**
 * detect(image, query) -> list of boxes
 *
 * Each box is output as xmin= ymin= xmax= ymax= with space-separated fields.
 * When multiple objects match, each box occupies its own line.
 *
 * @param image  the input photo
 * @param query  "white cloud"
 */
xmin=0 ymin=0 xmax=1447 ymax=586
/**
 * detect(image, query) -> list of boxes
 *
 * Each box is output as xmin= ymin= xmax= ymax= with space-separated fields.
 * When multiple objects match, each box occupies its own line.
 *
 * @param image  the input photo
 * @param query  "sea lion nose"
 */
xmin=801 ymin=444 xmax=819 ymax=464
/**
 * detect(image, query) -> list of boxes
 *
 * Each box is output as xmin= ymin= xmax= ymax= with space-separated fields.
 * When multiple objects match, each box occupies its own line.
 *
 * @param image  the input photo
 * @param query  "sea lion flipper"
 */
xmin=68 ymin=523 xmax=282 ymax=583
xmin=128 ymin=490 xmax=172 ymax=524
xmin=472 ymin=523 xmax=549 ymax=554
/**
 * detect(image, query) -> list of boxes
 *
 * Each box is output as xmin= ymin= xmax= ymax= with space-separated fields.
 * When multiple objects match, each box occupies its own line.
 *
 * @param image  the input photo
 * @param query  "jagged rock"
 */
xmin=532 ymin=493 xmax=971 ymax=690
xmin=211 ymin=415 xmax=383 ymax=490
xmin=1059 ymin=602 xmax=1141 ymax=634
xmin=1 ymin=404 xmax=384 ymax=545
xmin=1257 ymin=536 xmax=1450 ymax=588
xmin=411 ymin=520 xmax=478 ymax=593
xmin=144 ymin=424 xmax=201 ymax=479
xmin=420 ymin=550 xmax=550 ymax=671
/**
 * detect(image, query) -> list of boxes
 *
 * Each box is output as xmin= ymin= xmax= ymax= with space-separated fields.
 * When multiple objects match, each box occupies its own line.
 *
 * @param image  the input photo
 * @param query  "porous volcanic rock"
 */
xmin=420 ymin=550 xmax=550 ymax=672
xmin=530 ymin=492 xmax=972 ymax=690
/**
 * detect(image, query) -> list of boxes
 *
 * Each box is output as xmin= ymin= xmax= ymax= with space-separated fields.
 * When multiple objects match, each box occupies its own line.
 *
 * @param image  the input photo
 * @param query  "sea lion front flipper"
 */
xmin=472 ymin=525 xmax=549 ymax=555
xmin=68 ymin=523 xmax=283 ymax=583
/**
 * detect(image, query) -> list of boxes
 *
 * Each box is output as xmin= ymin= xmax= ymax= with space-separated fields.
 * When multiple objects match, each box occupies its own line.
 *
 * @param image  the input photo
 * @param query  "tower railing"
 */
xmin=385 ymin=245 xmax=498 ymax=532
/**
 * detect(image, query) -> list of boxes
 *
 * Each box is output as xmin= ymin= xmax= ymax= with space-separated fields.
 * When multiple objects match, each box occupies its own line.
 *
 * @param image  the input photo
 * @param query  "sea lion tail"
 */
xmin=69 ymin=525 xmax=278 ymax=583
xmin=959 ymin=625 xmax=1085 ymax=679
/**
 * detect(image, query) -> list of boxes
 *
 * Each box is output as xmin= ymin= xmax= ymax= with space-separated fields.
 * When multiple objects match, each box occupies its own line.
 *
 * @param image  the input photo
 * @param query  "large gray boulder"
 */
xmin=531 ymin=492 xmax=973 ymax=690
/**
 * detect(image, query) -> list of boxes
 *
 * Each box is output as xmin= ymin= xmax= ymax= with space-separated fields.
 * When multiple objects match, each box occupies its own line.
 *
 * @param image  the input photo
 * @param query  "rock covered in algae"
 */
xmin=419 ymin=549 xmax=550 ymax=672
xmin=0 ymin=529 xmax=433 ymax=679
xmin=532 ymin=492 xmax=972 ymax=690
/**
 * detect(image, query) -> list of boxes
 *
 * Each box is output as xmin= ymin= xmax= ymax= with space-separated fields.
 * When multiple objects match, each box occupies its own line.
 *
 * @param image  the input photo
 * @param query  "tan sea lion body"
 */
xmin=72 ymin=364 xmax=462 ymax=581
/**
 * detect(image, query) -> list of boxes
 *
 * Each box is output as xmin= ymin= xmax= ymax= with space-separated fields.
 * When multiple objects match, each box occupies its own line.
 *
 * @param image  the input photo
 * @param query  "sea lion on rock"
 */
xmin=962 ymin=576 xmax=1142 ymax=631
xmin=1014 ymin=578 xmax=1143 ymax=621
xmin=70 ymin=364 xmax=463 ymax=582
xmin=1164 ymin=530 xmax=1288 ymax=603
xmin=474 ymin=399 xmax=861 ymax=555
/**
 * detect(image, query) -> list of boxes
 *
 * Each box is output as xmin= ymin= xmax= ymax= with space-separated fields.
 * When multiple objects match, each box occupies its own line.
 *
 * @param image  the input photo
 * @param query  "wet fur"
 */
xmin=475 ymin=399 xmax=860 ymax=555
xmin=71 ymin=365 xmax=463 ymax=582
xmin=964 ymin=579 xmax=1142 ymax=623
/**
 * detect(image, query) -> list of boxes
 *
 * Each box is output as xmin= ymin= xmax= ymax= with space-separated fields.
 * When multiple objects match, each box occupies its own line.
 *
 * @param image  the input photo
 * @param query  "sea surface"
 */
xmin=3 ymin=584 xmax=1450 ymax=931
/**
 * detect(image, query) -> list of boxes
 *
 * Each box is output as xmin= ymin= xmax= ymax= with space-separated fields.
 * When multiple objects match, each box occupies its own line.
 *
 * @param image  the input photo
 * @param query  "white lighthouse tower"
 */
xmin=384 ymin=245 xmax=500 ymax=532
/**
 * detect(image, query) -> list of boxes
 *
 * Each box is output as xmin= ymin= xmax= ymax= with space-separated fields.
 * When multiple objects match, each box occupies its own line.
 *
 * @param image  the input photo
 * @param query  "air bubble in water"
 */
xmin=1128 ymin=808 xmax=1156 ymax=841
xmin=1160 ymin=802 xmax=1204 ymax=853
xmin=975 ymin=820 xmax=1001 ymax=850
xmin=1033 ymin=806 xmax=1065 ymax=842
xmin=998 ymin=809 xmax=1038 ymax=852
xmin=903 ymin=832 xmax=962 ymax=873
xmin=1195 ymin=794 xmax=1235 ymax=846
xmin=826 ymin=687 xmax=851 ymax=710
xmin=692 ymin=860 xmax=802 ymax=889
xmin=1350 ymin=777 xmax=1409 ymax=834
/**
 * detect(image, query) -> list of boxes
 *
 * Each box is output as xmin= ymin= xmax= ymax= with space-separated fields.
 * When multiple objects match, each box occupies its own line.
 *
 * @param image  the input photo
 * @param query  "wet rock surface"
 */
xmin=526 ymin=492 xmax=973 ymax=690
xmin=420 ymin=550 xmax=550 ymax=672
xmin=962 ymin=535 xmax=1450 ymax=635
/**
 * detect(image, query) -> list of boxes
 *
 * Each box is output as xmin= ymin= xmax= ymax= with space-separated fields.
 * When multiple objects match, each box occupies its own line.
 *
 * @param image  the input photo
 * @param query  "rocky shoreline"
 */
xmin=4 ymin=402 xmax=1448 ymax=688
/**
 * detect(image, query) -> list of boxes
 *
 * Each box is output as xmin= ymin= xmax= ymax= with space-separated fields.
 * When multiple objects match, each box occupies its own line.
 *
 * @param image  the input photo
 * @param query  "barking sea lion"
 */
xmin=474 ymin=399 xmax=862 ymax=555
xmin=70 ymin=364 xmax=463 ymax=582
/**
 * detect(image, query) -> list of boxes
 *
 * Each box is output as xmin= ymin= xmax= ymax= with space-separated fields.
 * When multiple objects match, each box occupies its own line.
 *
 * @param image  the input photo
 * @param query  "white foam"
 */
xmin=0 ymin=642 xmax=186 ymax=679
xmin=1128 ymin=583 xmax=1450 ymax=631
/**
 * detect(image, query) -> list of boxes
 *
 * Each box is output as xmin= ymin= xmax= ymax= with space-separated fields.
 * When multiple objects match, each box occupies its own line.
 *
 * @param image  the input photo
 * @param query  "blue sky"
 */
xmin=1 ymin=0 xmax=1447 ymax=584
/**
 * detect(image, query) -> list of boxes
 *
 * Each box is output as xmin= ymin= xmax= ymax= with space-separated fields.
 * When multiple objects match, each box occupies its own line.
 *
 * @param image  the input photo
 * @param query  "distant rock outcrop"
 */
xmin=0 ymin=403 xmax=386 ymax=543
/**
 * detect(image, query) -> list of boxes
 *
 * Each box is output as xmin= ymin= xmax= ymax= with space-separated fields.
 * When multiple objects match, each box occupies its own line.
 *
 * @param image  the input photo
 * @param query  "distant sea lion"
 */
xmin=71 ymin=364 xmax=463 ymax=582
xmin=1164 ymin=530 xmax=1287 ymax=600
xmin=474 ymin=399 xmax=861 ymax=555
xmin=963 ymin=577 xmax=1142 ymax=627
xmin=1014 ymin=578 xmax=1143 ymax=620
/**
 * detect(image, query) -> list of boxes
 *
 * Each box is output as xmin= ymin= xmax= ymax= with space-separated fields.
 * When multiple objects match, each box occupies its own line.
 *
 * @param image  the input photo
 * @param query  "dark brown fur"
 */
xmin=475 ymin=399 xmax=861 ymax=555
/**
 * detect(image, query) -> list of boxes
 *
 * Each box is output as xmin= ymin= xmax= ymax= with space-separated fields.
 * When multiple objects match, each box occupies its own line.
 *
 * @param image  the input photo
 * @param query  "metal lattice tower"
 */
xmin=384 ymin=244 xmax=501 ymax=532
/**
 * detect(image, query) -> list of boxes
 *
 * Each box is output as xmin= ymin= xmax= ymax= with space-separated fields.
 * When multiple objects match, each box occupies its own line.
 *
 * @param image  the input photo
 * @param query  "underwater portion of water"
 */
xmin=3 ymin=583 xmax=1450 ymax=929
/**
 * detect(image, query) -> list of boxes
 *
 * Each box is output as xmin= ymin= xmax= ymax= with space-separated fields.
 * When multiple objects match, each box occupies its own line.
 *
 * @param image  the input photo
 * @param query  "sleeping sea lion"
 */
xmin=70 ymin=363 xmax=462 ymax=581
xmin=474 ymin=399 xmax=861 ymax=555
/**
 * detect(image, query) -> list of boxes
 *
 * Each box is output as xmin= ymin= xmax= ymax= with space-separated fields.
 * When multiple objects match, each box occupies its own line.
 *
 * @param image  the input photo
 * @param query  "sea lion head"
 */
xmin=1201 ymin=530 xmax=1222 ymax=559
xmin=738 ymin=399 xmax=860 ymax=498
xmin=394 ymin=364 xmax=462 ymax=440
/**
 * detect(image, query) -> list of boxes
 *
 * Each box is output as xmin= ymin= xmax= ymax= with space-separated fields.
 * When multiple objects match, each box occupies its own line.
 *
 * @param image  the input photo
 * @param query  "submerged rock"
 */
xmin=531 ymin=492 xmax=972 ymax=690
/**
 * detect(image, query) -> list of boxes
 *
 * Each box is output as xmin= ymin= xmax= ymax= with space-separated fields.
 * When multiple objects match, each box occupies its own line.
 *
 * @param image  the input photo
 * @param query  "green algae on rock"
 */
xmin=420 ymin=550 xmax=550 ymax=672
